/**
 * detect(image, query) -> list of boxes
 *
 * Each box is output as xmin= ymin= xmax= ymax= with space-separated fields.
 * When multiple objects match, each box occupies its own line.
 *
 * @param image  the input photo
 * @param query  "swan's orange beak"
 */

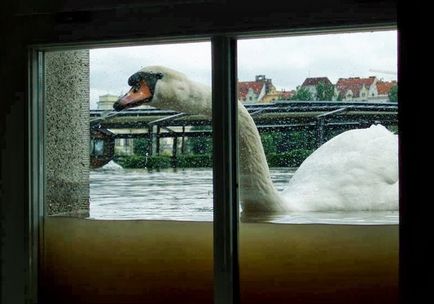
xmin=113 ymin=80 xmax=153 ymax=111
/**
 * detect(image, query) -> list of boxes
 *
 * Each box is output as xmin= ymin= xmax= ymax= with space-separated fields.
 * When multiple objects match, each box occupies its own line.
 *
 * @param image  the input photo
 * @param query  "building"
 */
xmin=97 ymin=94 xmax=119 ymax=110
xmin=335 ymin=76 xmax=379 ymax=102
xmin=300 ymin=77 xmax=333 ymax=100
xmin=375 ymin=80 xmax=397 ymax=102
xmin=238 ymin=75 xmax=293 ymax=103
xmin=261 ymin=89 xmax=295 ymax=102
xmin=238 ymin=75 xmax=269 ymax=103
xmin=90 ymin=128 xmax=115 ymax=168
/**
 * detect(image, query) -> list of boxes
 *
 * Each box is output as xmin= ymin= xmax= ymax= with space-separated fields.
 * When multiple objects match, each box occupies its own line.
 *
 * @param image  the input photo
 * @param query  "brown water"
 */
xmin=41 ymin=217 xmax=398 ymax=304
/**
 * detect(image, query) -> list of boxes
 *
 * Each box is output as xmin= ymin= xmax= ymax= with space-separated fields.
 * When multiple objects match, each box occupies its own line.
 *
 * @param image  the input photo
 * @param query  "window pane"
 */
xmin=88 ymin=42 xmax=213 ymax=221
xmin=42 ymin=42 xmax=214 ymax=303
xmin=237 ymin=30 xmax=398 ymax=303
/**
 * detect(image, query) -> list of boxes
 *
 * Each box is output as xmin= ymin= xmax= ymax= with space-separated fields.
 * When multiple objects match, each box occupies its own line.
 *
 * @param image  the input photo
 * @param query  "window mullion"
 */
xmin=211 ymin=36 xmax=240 ymax=304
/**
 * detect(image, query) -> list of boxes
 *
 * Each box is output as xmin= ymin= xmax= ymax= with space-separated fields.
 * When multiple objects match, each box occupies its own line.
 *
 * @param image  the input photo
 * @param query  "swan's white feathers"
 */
xmin=134 ymin=66 xmax=399 ymax=212
xmin=281 ymin=125 xmax=398 ymax=211
xmin=139 ymin=66 xmax=212 ymax=117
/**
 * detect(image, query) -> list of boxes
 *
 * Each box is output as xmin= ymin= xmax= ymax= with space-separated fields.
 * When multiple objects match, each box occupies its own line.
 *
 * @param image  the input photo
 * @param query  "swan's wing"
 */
xmin=282 ymin=125 xmax=398 ymax=211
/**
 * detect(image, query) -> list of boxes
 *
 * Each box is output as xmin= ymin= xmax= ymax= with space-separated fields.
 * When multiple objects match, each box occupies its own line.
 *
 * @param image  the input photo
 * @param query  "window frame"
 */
xmin=29 ymin=35 xmax=242 ymax=304
xmin=28 ymin=25 xmax=397 ymax=304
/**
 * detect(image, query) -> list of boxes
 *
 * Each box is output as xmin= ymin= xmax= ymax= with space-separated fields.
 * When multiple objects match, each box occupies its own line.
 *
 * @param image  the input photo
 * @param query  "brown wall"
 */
xmin=42 ymin=218 xmax=398 ymax=304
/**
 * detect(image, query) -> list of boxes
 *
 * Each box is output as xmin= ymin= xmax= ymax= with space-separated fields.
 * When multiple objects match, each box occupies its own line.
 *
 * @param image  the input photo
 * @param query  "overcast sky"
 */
xmin=90 ymin=29 xmax=397 ymax=109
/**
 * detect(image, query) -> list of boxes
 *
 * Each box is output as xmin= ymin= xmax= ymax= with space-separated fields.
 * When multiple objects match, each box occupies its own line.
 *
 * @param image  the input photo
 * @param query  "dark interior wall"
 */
xmin=7 ymin=0 xmax=398 ymax=45
xmin=0 ymin=1 xmax=423 ymax=303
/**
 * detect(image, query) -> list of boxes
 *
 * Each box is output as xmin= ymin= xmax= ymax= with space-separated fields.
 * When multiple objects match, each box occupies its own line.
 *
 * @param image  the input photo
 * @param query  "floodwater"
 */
xmin=89 ymin=164 xmax=398 ymax=224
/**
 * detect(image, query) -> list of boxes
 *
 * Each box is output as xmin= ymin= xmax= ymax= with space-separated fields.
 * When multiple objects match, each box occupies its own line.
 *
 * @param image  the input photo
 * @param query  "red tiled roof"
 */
xmin=335 ymin=77 xmax=376 ymax=98
xmin=301 ymin=77 xmax=332 ymax=86
xmin=277 ymin=90 xmax=294 ymax=99
xmin=238 ymin=81 xmax=265 ymax=100
xmin=376 ymin=80 xmax=397 ymax=95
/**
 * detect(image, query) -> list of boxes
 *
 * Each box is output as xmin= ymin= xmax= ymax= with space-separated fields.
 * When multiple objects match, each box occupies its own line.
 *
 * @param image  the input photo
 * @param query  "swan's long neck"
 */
xmin=237 ymin=103 xmax=287 ymax=212
xmin=154 ymin=69 xmax=286 ymax=212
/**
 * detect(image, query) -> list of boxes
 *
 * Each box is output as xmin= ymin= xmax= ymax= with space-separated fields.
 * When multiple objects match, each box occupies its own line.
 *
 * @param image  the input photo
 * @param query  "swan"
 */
xmin=113 ymin=66 xmax=398 ymax=213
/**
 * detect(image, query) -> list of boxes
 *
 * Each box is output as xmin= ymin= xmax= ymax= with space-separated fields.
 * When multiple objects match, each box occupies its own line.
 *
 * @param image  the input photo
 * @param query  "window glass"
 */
xmin=237 ymin=30 xmax=398 ymax=304
xmin=39 ymin=30 xmax=398 ymax=304
xmin=88 ymin=42 xmax=213 ymax=220
xmin=42 ymin=42 xmax=214 ymax=304
xmin=237 ymin=30 xmax=398 ymax=225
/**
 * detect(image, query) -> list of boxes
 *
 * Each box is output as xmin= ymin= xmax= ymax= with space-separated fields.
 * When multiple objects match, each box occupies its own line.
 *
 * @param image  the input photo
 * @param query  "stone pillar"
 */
xmin=45 ymin=50 xmax=90 ymax=216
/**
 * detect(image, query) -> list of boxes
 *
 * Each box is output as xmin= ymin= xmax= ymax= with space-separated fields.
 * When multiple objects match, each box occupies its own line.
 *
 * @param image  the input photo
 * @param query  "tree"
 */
xmin=185 ymin=126 xmax=212 ymax=154
xmin=315 ymin=82 xmax=335 ymax=101
xmin=188 ymin=136 xmax=212 ymax=154
xmin=290 ymin=86 xmax=313 ymax=101
xmin=133 ymin=138 xmax=150 ymax=155
xmin=388 ymin=85 xmax=398 ymax=102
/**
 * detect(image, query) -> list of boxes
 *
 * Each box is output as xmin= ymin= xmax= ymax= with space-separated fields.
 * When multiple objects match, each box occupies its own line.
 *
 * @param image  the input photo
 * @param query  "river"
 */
xmin=89 ymin=165 xmax=398 ymax=224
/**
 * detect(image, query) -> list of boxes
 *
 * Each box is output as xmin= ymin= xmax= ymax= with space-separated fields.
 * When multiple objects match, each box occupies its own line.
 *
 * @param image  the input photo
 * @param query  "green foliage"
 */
xmin=146 ymin=156 xmax=172 ymax=168
xmin=189 ymin=137 xmax=212 ymax=154
xmin=115 ymin=155 xmax=172 ymax=169
xmin=315 ymin=82 xmax=335 ymax=101
xmin=388 ymin=85 xmax=398 ymax=102
xmin=261 ymin=130 xmax=317 ymax=154
xmin=133 ymin=138 xmax=150 ymax=155
xmin=176 ymin=154 xmax=212 ymax=168
xmin=117 ymin=155 xmax=148 ymax=168
xmin=118 ymin=149 xmax=313 ymax=169
xmin=290 ymin=130 xmax=316 ymax=149
xmin=266 ymin=149 xmax=314 ymax=167
xmin=261 ymin=132 xmax=280 ymax=154
xmin=185 ymin=127 xmax=213 ymax=154
xmin=118 ymin=129 xmax=316 ymax=169
xmin=386 ymin=125 xmax=399 ymax=134
xmin=115 ymin=154 xmax=213 ymax=169
xmin=290 ymin=86 xmax=313 ymax=101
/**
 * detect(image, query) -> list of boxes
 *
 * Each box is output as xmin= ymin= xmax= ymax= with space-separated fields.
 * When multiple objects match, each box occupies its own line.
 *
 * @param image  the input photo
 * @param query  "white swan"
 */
xmin=113 ymin=66 xmax=398 ymax=213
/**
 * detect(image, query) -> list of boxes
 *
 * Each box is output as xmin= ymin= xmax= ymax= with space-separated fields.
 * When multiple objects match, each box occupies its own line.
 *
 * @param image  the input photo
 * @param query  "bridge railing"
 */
xmin=90 ymin=100 xmax=398 ymax=153
xmin=90 ymin=100 xmax=398 ymax=117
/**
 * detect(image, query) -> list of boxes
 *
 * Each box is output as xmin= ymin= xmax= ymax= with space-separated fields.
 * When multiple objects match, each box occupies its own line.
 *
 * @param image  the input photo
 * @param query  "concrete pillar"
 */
xmin=45 ymin=50 xmax=90 ymax=216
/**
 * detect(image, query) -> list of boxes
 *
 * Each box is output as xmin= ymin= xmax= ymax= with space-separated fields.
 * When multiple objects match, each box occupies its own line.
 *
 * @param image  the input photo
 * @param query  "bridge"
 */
xmin=89 ymin=100 xmax=398 ymax=166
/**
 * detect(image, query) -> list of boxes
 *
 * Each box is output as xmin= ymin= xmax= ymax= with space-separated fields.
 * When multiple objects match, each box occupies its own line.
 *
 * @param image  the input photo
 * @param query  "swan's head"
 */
xmin=113 ymin=65 xmax=210 ymax=114
xmin=113 ymin=66 xmax=164 ymax=111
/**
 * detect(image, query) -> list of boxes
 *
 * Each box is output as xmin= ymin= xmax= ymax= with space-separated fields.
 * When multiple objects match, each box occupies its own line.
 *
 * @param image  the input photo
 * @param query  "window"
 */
xmin=31 ymin=28 xmax=398 ymax=304
xmin=237 ymin=30 xmax=398 ymax=303
xmin=237 ymin=30 xmax=398 ymax=224
xmin=90 ymin=139 xmax=104 ymax=156
xmin=39 ymin=41 xmax=216 ymax=303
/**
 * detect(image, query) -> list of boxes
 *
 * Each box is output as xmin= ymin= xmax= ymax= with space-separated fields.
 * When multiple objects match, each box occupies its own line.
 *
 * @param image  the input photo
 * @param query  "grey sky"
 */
xmin=90 ymin=29 xmax=397 ymax=109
